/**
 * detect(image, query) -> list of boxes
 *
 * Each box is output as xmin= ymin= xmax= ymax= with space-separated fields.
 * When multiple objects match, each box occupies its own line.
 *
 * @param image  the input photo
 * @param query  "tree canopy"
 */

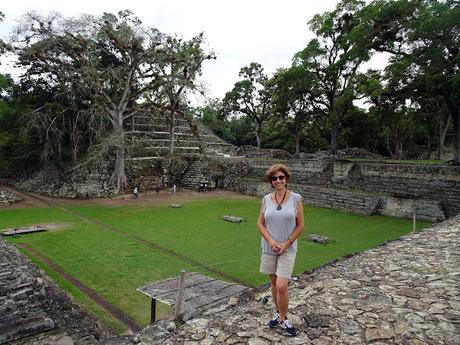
xmin=222 ymin=62 xmax=272 ymax=148
xmin=217 ymin=0 xmax=458 ymax=163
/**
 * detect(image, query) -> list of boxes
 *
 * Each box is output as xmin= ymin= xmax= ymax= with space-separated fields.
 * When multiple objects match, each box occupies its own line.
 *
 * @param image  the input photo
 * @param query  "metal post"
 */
xmin=412 ymin=211 xmax=416 ymax=233
xmin=174 ymin=270 xmax=187 ymax=320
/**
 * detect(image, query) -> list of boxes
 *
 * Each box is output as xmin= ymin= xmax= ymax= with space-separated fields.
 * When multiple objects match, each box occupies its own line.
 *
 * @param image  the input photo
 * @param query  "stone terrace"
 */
xmin=105 ymin=215 xmax=460 ymax=345
xmin=124 ymin=114 xmax=236 ymax=160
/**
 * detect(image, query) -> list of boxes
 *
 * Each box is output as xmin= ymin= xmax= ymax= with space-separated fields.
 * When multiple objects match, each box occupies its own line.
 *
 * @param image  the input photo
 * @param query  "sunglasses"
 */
xmin=271 ymin=175 xmax=285 ymax=181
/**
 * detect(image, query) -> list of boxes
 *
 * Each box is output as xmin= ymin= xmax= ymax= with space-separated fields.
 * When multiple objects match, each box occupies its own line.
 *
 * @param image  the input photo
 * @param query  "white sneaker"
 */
xmin=268 ymin=311 xmax=281 ymax=328
xmin=279 ymin=318 xmax=297 ymax=336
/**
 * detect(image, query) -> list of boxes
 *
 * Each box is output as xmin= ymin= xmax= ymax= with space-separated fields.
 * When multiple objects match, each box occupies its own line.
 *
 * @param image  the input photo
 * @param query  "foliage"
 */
xmin=269 ymin=66 xmax=322 ymax=154
xmin=293 ymin=0 xmax=370 ymax=157
xmin=2 ymin=1 xmax=459 ymax=168
xmin=195 ymin=99 xmax=256 ymax=146
xmin=0 ymin=76 xmax=42 ymax=177
xmin=195 ymin=99 xmax=234 ymax=143
xmin=216 ymin=0 xmax=457 ymax=161
xmin=222 ymin=62 xmax=272 ymax=148
xmin=145 ymin=33 xmax=215 ymax=154
xmin=360 ymin=0 xmax=460 ymax=163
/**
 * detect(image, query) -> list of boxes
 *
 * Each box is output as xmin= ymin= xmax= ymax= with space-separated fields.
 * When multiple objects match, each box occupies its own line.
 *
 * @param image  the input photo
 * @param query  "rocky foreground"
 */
xmin=105 ymin=216 xmax=460 ymax=345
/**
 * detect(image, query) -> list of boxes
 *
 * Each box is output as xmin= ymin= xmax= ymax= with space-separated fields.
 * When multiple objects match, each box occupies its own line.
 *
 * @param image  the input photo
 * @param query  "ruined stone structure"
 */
xmin=12 ymin=113 xmax=237 ymax=198
xmin=174 ymin=157 xmax=459 ymax=222
xmin=12 ymin=110 xmax=459 ymax=222
xmin=124 ymin=113 xmax=236 ymax=162
xmin=0 ymin=189 xmax=23 ymax=205
xmin=0 ymin=237 xmax=110 ymax=345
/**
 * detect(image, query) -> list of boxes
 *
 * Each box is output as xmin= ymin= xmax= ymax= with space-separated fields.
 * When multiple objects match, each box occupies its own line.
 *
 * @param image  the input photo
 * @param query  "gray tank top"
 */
xmin=261 ymin=191 xmax=302 ymax=255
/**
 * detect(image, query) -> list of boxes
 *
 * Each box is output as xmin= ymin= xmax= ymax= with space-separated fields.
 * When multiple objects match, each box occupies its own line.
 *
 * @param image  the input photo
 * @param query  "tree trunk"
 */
xmin=169 ymin=110 xmax=175 ymax=154
xmin=255 ymin=123 xmax=262 ymax=149
xmin=395 ymin=142 xmax=403 ymax=159
xmin=295 ymin=130 xmax=300 ymax=156
xmin=110 ymin=110 xmax=127 ymax=193
xmin=447 ymin=102 xmax=460 ymax=165
xmin=330 ymin=123 xmax=338 ymax=159
xmin=68 ymin=117 xmax=79 ymax=164
xmin=438 ymin=114 xmax=450 ymax=160
xmin=113 ymin=147 xmax=127 ymax=193
xmin=69 ymin=129 xmax=78 ymax=164
xmin=386 ymin=133 xmax=394 ymax=157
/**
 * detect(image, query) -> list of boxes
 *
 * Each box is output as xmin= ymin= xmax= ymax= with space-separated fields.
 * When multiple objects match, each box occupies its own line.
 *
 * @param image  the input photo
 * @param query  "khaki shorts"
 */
xmin=259 ymin=252 xmax=296 ymax=279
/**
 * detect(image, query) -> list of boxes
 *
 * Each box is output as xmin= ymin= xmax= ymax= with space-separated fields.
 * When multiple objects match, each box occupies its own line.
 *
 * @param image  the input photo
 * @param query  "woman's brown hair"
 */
xmin=265 ymin=164 xmax=291 ymax=182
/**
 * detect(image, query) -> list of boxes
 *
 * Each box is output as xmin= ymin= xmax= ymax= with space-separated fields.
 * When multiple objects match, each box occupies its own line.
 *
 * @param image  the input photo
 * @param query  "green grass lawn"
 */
xmin=0 ymin=198 xmax=430 ymax=332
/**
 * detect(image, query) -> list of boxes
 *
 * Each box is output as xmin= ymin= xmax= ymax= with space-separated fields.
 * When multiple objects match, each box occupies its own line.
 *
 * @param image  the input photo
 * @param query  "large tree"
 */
xmin=270 ymin=66 xmax=322 ymax=155
xmin=222 ymin=62 xmax=271 ymax=148
xmin=295 ymin=0 xmax=370 ymax=158
xmin=146 ymin=33 xmax=215 ymax=154
xmin=14 ymin=10 xmax=212 ymax=191
xmin=360 ymin=0 xmax=460 ymax=164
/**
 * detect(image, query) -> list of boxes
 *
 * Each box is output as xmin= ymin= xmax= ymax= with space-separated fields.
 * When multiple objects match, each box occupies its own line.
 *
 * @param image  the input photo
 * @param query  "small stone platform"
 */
xmin=223 ymin=215 xmax=243 ymax=223
xmin=1 ymin=226 xmax=47 ymax=236
xmin=137 ymin=272 xmax=249 ymax=322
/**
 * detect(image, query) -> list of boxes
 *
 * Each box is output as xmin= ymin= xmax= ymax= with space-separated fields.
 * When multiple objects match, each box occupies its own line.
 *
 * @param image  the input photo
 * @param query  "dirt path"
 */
xmin=19 ymin=243 xmax=141 ymax=332
xmin=1 ymin=183 xmax=254 ymax=209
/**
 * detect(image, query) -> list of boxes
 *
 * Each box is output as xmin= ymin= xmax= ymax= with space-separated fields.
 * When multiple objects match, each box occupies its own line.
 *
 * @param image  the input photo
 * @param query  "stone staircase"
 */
xmin=124 ymin=113 xmax=236 ymax=162
xmin=178 ymin=160 xmax=210 ymax=191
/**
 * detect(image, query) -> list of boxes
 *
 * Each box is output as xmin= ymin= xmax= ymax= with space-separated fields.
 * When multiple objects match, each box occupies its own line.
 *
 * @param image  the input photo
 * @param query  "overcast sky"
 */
xmin=1 ymin=0 xmax=379 ymax=104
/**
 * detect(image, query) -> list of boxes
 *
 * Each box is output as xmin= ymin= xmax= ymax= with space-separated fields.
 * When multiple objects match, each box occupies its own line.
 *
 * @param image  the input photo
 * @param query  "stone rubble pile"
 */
xmin=13 ymin=167 xmax=112 ymax=199
xmin=0 ymin=238 xmax=111 ymax=345
xmin=0 ymin=189 xmax=23 ymax=205
xmin=104 ymin=215 xmax=460 ymax=345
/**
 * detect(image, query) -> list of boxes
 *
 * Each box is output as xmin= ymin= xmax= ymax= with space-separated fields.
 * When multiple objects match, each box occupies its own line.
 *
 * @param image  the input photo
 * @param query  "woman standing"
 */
xmin=257 ymin=164 xmax=304 ymax=336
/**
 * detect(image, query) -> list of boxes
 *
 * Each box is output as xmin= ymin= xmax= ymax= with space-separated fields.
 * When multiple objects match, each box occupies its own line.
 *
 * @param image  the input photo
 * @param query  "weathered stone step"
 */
xmin=0 ymin=316 xmax=55 ymax=344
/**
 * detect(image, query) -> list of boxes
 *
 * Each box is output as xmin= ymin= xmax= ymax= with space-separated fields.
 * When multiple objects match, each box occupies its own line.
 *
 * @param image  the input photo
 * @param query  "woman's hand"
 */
xmin=269 ymin=240 xmax=282 ymax=253
xmin=279 ymin=241 xmax=291 ymax=253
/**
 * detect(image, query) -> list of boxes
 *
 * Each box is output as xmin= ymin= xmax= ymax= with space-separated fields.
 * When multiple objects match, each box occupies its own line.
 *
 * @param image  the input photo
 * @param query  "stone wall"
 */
xmin=171 ymin=156 xmax=456 ymax=221
xmin=343 ymin=162 xmax=460 ymax=218
xmin=223 ymin=179 xmax=445 ymax=222
xmin=230 ymin=160 xmax=460 ymax=219
xmin=13 ymin=166 xmax=113 ymax=199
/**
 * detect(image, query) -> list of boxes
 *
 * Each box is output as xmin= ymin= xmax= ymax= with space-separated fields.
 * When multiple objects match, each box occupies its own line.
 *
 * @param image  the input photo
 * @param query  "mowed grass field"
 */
xmin=0 ymin=196 xmax=430 ymax=333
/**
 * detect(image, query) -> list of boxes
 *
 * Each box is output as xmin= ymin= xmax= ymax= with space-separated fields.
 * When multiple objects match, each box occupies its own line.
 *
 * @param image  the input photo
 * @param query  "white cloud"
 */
xmin=1 ymin=0 xmax=383 ymax=104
